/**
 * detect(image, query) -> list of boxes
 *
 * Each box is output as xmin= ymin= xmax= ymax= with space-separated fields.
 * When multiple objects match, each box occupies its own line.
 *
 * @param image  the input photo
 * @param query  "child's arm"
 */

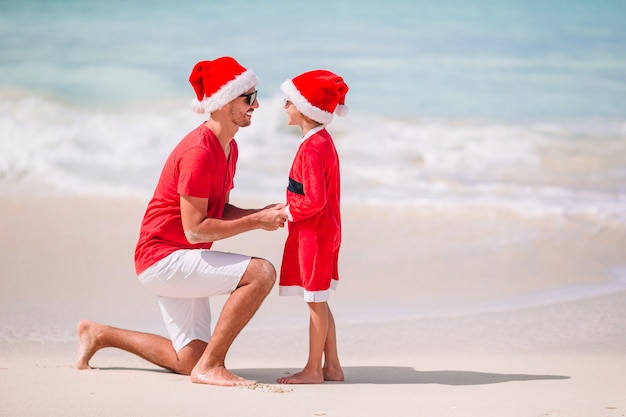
xmin=286 ymin=148 xmax=327 ymax=222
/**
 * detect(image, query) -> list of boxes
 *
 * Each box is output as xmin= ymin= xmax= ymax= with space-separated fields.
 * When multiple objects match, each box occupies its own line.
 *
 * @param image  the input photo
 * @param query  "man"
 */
xmin=76 ymin=57 xmax=287 ymax=387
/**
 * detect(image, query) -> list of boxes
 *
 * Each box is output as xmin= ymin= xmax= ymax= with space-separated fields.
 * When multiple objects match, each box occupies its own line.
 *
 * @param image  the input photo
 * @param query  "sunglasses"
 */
xmin=239 ymin=90 xmax=258 ymax=106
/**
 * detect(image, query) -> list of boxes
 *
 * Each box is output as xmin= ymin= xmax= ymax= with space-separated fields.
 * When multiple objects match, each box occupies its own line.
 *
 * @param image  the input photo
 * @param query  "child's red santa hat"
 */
xmin=189 ymin=57 xmax=258 ymax=114
xmin=281 ymin=70 xmax=349 ymax=125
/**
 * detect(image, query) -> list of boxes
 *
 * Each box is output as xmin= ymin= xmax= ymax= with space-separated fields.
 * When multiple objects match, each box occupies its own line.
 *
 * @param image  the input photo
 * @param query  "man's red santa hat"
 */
xmin=189 ymin=57 xmax=258 ymax=114
xmin=281 ymin=70 xmax=349 ymax=125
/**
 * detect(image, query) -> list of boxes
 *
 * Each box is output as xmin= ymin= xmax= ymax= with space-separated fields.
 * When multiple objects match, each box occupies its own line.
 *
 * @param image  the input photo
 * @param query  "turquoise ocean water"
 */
xmin=2 ymin=0 xmax=626 ymax=118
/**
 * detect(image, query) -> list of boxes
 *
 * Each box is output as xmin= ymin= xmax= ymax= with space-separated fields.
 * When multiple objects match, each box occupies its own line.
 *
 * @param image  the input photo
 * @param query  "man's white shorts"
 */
xmin=137 ymin=249 xmax=251 ymax=352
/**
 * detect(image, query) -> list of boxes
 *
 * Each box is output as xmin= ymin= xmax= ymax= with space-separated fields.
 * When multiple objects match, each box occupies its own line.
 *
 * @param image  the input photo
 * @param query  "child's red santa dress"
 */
xmin=278 ymin=70 xmax=349 ymax=302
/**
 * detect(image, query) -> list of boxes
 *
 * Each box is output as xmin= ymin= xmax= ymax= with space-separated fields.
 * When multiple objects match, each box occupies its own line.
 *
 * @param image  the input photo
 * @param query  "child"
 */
xmin=277 ymin=70 xmax=349 ymax=384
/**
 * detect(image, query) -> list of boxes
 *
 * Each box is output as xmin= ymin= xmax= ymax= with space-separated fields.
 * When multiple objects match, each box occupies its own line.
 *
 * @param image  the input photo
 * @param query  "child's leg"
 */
xmin=277 ymin=301 xmax=329 ymax=384
xmin=322 ymin=305 xmax=344 ymax=381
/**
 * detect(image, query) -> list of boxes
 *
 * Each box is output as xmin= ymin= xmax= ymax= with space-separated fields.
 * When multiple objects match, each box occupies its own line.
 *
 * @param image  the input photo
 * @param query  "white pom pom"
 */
xmin=191 ymin=99 xmax=206 ymax=114
xmin=335 ymin=104 xmax=349 ymax=117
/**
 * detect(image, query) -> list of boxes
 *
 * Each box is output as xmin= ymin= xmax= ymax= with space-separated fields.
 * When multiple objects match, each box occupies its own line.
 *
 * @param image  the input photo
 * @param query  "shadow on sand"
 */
xmin=93 ymin=365 xmax=569 ymax=386
xmin=235 ymin=366 xmax=570 ymax=386
xmin=96 ymin=366 xmax=172 ymax=374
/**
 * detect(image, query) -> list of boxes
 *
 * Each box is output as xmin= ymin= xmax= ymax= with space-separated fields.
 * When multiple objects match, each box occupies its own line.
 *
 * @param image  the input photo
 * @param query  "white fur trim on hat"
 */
xmin=191 ymin=70 xmax=258 ymax=114
xmin=280 ymin=79 xmax=334 ymax=125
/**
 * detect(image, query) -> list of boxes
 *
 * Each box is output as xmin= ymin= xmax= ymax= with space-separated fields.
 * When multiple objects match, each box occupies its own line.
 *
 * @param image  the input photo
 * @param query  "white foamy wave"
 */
xmin=1 ymin=93 xmax=625 ymax=224
xmin=328 ymin=113 xmax=626 ymax=225
xmin=0 ymin=93 xmax=198 ymax=195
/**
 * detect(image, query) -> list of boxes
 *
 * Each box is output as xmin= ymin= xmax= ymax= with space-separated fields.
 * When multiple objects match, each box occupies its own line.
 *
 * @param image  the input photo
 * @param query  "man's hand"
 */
xmin=257 ymin=204 xmax=287 ymax=230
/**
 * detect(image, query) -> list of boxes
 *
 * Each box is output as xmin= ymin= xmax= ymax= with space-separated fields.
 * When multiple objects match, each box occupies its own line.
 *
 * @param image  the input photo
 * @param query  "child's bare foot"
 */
xmin=277 ymin=369 xmax=324 ymax=384
xmin=323 ymin=365 xmax=344 ymax=382
xmin=190 ymin=365 xmax=256 ymax=387
xmin=75 ymin=320 xmax=103 ymax=370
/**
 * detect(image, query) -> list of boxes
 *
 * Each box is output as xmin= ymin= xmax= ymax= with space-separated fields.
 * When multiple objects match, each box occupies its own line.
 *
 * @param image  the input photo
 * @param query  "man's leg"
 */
xmin=190 ymin=257 xmax=275 ymax=386
xmin=76 ymin=320 xmax=205 ymax=374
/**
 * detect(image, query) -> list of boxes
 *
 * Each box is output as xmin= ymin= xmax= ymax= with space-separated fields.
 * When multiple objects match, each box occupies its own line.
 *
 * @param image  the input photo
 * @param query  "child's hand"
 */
xmin=280 ymin=205 xmax=292 ymax=222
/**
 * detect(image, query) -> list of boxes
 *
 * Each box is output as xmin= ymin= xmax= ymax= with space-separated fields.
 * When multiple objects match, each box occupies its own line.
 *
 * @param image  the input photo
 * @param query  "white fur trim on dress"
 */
xmin=278 ymin=279 xmax=339 ymax=302
xmin=280 ymin=79 xmax=334 ymax=125
xmin=191 ymin=70 xmax=258 ymax=114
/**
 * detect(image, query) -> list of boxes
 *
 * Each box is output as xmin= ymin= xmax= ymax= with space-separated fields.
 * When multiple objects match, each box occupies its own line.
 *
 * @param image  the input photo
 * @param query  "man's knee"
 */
xmin=176 ymin=340 xmax=206 ymax=375
xmin=242 ymin=258 xmax=276 ymax=290
xmin=254 ymin=258 xmax=277 ymax=289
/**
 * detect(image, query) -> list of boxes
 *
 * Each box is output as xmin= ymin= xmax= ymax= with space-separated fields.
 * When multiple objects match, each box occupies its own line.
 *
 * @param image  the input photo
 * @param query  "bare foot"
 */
xmin=323 ymin=365 xmax=345 ymax=382
xmin=190 ymin=366 xmax=256 ymax=387
xmin=277 ymin=369 xmax=324 ymax=384
xmin=76 ymin=320 xmax=102 ymax=370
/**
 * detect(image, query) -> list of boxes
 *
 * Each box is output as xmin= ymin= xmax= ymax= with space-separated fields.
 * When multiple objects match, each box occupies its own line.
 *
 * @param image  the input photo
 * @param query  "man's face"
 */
xmin=229 ymin=87 xmax=259 ymax=128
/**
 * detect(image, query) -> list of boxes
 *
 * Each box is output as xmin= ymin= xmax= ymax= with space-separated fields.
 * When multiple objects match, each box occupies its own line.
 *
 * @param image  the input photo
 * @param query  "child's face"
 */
xmin=284 ymin=100 xmax=304 ymax=127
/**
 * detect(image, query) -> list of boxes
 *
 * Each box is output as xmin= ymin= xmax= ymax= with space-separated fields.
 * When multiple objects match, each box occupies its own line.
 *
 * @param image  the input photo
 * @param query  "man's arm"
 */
xmin=222 ymin=202 xmax=286 ymax=220
xmin=180 ymin=194 xmax=286 ymax=244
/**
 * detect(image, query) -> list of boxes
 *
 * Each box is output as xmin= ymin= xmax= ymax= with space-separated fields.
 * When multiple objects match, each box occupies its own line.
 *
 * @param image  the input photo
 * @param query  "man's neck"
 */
xmin=204 ymin=118 xmax=238 ymax=151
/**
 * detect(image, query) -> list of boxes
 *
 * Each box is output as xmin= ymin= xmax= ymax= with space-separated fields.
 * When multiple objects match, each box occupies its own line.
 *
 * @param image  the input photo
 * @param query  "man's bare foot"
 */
xmin=323 ymin=365 xmax=345 ymax=382
xmin=190 ymin=365 xmax=256 ymax=387
xmin=76 ymin=320 xmax=102 ymax=370
xmin=277 ymin=369 xmax=324 ymax=384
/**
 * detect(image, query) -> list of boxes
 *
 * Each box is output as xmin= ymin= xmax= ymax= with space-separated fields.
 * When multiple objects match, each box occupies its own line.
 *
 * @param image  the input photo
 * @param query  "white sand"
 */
xmin=1 ymin=196 xmax=625 ymax=417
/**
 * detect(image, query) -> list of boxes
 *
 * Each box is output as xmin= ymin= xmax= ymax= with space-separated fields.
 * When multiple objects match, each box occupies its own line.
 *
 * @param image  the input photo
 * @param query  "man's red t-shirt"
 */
xmin=134 ymin=123 xmax=238 ymax=275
